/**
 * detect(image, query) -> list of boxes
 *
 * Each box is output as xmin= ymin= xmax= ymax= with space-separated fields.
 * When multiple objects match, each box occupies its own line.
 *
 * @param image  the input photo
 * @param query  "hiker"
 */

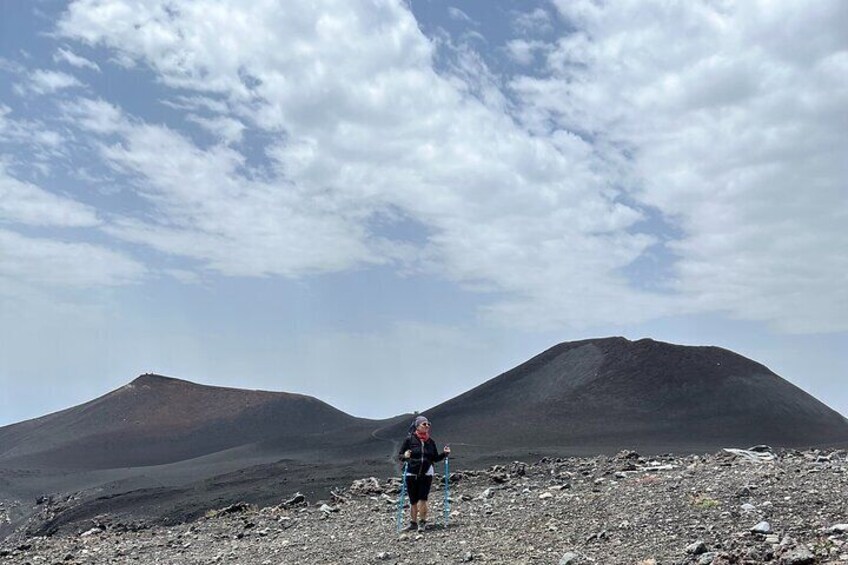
xmin=398 ymin=415 xmax=450 ymax=532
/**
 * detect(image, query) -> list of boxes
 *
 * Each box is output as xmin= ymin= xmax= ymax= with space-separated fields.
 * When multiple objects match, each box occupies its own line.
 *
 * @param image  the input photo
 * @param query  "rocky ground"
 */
xmin=1 ymin=448 xmax=846 ymax=564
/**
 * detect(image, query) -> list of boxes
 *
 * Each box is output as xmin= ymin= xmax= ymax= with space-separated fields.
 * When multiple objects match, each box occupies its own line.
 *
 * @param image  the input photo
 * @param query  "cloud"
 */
xmin=507 ymin=0 xmax=848 ymax=333
xmin=447 ymin=7 xmax=476 ymax=25
xmin=61 ymin=96 xmax=126 ymax=134
xmin=0 ymin=105 xmax=63 ymax=149
xmin=55 ymin=0 xmax=651 ymax=318
xmin=53 ymin=47 xmax=101 ymax=71
xmin=22 ymin=69 xmax=84 ymax=95
xmin=512 ymin=7 xmax=553 ymax=35
xmin=53 ymin=0 xmax=847 ymax=334
xmin=505 ymin=39 xmax=547 ymax=66
xmin=186 ymin=113 xmax=245 ymax=144
xmin=160 ymin=95 xmax=229 ymax=114
xmin=0 ymin=228 xmax=145 ymax=288
xmin=93 ymin=120 xmax=385 ymax=277
xmin=0 ymin=165 xmax=100 ymax=227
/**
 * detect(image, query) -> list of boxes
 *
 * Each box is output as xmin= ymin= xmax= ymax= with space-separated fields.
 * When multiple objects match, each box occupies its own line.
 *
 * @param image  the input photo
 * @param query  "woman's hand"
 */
xmin=404 ymin=450 xmax=412 ymax=459
xmin=443 ymin=446 xmax=451 ymax=455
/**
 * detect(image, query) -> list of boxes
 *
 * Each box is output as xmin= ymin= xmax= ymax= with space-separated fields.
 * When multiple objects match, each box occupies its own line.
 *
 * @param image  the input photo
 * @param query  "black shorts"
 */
xmin=405 ymin=474 xmax=433 ymax=504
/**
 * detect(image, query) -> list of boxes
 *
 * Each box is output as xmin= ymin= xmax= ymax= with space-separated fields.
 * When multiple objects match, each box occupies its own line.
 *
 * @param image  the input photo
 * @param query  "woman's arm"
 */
xmin=431 ymin=440 xmax=447 ymax=462
xmin=398 ymin=437 xmax=411 ymax=461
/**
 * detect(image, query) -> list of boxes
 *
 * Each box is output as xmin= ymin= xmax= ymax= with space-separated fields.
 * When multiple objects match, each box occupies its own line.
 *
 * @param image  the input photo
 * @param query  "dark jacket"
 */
xmin=398 ymin=434 xmax=447 ymax=477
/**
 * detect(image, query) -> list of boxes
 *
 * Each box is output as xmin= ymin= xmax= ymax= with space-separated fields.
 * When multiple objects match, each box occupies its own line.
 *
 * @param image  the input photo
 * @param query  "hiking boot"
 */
xmin=417 ymin=520 xmax=426 ymax=533
xmin=403 ymin=521 xmax=418 ymax=532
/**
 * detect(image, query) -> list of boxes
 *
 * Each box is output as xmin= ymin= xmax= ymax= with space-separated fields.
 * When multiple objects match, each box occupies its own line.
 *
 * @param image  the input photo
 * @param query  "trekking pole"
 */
xmin=396 ymin=461 xmax=408 ymax=533
xmin=443 ymin=456 xmax=450 ymax=526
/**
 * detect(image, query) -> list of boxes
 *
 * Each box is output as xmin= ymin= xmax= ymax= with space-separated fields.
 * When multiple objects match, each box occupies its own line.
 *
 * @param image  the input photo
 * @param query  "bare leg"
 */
xmin=418 ymin=500 xmax=429 ymax=523
xmin=409 ymin=504 xmax=418 ymax=523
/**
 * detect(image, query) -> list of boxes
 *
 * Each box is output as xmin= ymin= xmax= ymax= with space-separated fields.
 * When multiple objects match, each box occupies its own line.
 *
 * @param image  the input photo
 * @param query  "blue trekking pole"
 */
xmin=443 ymin=456 xmax=450 ymax=526
xmin=396 ymin=461 xmax=408 ymax=533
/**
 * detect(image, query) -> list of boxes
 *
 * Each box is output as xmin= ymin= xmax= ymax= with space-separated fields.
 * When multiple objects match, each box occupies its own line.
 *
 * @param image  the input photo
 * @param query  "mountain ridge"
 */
xmin=1 ymin=336 xmax=847 ymax=538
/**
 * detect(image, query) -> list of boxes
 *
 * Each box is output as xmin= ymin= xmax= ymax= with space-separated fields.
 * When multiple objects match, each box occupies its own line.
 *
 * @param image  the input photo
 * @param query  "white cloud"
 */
xmin=0 ymin=165 xmax=100 ymax=227
xmin=0 ymin=105 xmax=64 ymax=150
xmin=447 ymin=7 xmax=476 ymax=25
xmin=0 ymin=228 xmax=145 ymax=288
xmin=96 ymin=121 xmax=385 ymax=277
xmin=24 ymin=69 xmax=84 ymax=94
xmin=513 ymin=7 xmax=553 ymax=35
xmin=508 ymin=0 xmax=848 ymax=333
xmin=186 ymin=113 xmax=245 ymax=144
xmin=54 ymin=0 xmax=847 ymax=334
xmin=54 ymin=47 xmax=101 ymax=71
xmin=160 ymin=95 xmax=229 ymax=114
xmin=505 ymin=39 xmax=547 ymax=66
xmin=61 ymin=97 xmax=126 ymax=134
xmin=56 ymin=0 xmax=652 ymax=322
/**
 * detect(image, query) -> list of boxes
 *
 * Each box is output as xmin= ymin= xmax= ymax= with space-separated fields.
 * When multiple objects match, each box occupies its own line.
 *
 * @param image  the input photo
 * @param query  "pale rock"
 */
xmin=752 ymin=521 xmax=772 ymax=534
xmin=698 ymin=552 xmax=717 ymax=564
xmin=559 ymin=551 xmax=580 ymax=564
xmin=686 ymin=540 xmax=708 ymax=555
xmin=780 ymin=545 xmax=815 ymax=564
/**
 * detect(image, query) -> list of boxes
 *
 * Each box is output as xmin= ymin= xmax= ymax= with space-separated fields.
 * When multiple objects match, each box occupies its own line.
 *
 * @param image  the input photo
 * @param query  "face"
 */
xmin=417 ymin=421 xmax=431 ymax=432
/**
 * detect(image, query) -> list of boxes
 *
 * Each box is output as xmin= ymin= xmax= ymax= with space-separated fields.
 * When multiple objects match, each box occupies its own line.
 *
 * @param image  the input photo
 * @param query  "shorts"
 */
xmin=405 ymin=474 xmax=433 ymax=504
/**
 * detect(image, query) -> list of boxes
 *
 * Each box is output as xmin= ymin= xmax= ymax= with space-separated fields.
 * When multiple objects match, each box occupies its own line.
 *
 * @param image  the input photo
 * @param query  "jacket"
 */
xmin=398 ymin=434 xmax=447 ymax=477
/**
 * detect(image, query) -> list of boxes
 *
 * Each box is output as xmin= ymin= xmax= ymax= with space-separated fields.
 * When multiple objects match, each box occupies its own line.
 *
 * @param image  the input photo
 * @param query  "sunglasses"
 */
xmin=420 ymin=422 xmax=431 ymax=427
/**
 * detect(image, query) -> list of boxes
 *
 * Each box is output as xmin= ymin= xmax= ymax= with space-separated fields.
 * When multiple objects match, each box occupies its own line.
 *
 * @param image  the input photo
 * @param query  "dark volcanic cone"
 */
xmin=379 ymin=337 xmax=848 ymax=458
xmin=0 ymin=374 xmax=364 ymax=469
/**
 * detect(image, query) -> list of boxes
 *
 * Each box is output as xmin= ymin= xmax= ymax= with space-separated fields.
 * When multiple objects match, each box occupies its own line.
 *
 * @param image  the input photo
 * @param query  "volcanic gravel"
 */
xmin=2 ymin=448 xmax=847 ymax=564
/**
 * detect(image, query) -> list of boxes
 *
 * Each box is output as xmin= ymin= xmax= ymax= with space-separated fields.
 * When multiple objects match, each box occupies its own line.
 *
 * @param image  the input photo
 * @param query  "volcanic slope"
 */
xmin=0 ymin=374 xmax=377 ymax=470
xmin=377 ymin=337 xmax=848 ymax=461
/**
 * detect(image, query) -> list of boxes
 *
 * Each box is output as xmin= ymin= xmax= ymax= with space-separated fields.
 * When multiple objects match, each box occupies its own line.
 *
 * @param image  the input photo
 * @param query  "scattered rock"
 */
xmin=779 ymin=545 xmax=815 ymax=564
xmin=477 ymin=488 xmax=494 ymax=499
xmin=1 ymin=449 xmax=846 ymax=564
xmin=686 ymin=540 xmax=708 ymax=554
xmin=350 ymin=477 xmax=383 ymax=495
xmin=559 ymin=551 xmax=580 ymax=564
xmin=283 ymin=493 xmax=306 ymax=508
xmin=215 ymin=502 xmax=253 ymax=515
xmin=698 ymin=551 xmax=717 ymax=564
xmin=751 ymin=521 xmax=772 ymax=534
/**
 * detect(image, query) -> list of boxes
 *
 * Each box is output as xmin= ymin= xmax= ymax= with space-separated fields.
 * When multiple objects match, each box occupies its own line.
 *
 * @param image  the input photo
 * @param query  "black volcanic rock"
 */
xmin=0 ymin=374 xmax=366 ymax=469
xmin=378 ymin=337 xmax=848 ymax=457
xmin=4 ymin=449 xmax=848 ymax=564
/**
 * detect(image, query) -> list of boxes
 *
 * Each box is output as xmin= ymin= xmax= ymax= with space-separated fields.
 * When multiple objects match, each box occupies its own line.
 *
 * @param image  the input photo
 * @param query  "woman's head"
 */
xmin=412 ymin=415 xmax=430 ymax=432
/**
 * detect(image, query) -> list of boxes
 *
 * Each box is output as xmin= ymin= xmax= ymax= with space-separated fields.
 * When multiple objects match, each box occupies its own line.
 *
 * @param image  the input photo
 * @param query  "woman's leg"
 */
xmin=417 ymin=500 xmax=428 ymax=523
xmin=407 ymin=476 xmax=419 ymax=523
xmin=409 ymin=503 xmax=418 ymax=523
xmin=417 ymin=476 xmax=433 ymax=525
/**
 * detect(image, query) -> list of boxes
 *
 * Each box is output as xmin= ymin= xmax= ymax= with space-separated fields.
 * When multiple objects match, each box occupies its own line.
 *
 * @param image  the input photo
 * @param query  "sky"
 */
xmin=0 ymin=0 xmax=846 ymax=427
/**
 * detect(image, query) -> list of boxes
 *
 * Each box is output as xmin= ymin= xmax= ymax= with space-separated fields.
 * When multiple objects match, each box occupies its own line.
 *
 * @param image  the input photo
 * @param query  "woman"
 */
xmin=398 ymin=415 xmax=450 ymax=532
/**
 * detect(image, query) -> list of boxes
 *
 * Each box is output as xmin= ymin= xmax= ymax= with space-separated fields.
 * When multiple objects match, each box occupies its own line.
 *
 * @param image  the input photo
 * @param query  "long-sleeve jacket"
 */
xmin=398 ymin=434 xmax=447 ymax=477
